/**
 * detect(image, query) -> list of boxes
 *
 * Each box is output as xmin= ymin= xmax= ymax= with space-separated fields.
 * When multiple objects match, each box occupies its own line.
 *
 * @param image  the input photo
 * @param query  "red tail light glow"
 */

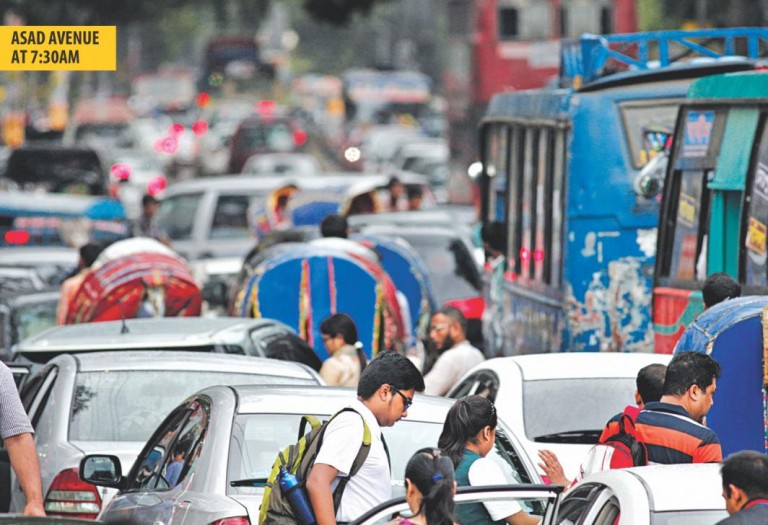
xmin=4 ymin=230 xmax=30 ymax=245
xmin=293 ymin=129 xmax=307 ymax=146
xmin=256 ymin=100 xmax=276 ymax=115
xmin=192 ymin=120 xmax=209 ymax=136
xmin=209 ymin=517 xmax=250 ymax=525
xmin=44 ymin=468 xmax=101 ymax=520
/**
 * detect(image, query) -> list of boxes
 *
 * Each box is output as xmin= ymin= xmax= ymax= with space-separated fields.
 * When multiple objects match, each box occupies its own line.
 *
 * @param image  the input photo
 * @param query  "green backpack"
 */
xmin=259 ymin=408 xmax=372 ymax=525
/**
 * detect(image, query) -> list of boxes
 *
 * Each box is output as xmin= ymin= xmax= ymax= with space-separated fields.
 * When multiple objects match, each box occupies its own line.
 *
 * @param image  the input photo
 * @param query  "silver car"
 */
xmin=12 ymin=317 xmax=316 ymax=380
xmin=83 ymin=386 xmax=541 ymax=525
xmin=10 ymin=351 xmax=322 ymax=518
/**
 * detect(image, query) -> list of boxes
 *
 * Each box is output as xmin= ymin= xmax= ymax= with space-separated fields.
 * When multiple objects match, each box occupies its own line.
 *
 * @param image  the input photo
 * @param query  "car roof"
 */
xmin=0 ymin=247 xmax=79 ymax=264
xmin=66 ymin=350 xmax=316 ymax=379
xmin=349 ymin=210 xmax=475 ymax=233
xmin=479 ymin=354 xmax=672 ymax=381
xmin=230 ymin=385 xmax=454 ymax=423
xmin=0 ymin=289 xmax=60 ymax=305
xmin=161 ymin=175 xmax=290 ymax=195
xmin=17 ymin=317 xmax=287 ymax=353
xmin=587 ymin=464 xmax=724 ymax=512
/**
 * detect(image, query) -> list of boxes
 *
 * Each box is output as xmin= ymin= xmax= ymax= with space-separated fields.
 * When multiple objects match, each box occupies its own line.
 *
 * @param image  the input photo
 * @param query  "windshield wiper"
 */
xmin=230 ymin=478 xmax=268 ymax=487
xmin=534 ymin=430 xmax=602 ymax=444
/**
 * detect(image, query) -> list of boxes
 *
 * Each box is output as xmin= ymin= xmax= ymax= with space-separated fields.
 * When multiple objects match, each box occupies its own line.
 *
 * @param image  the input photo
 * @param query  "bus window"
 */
xmin=507 ymin=126 xmax=525 ymax=278
xmin=669 ymin=170 xmax=708 ymax=281
xmin=534 ymin=129 xmax=549 ymax=282
xmin=485 ymin=124 xmax=510 ymax=223
xmin=744 ymin=122 xmax=768 ymax=287
xmin=620 ymin=101 xmax=679 ymax=169
xmin=521 ymin=128 xmax=540 ymax=280
xmin=549 ymin=129 xmax=566 ymax=287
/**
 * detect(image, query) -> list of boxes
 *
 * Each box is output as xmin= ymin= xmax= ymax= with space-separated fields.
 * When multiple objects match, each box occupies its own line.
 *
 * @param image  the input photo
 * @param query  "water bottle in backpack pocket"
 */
xmin=259 ymin=408 xmax=372 ymax=525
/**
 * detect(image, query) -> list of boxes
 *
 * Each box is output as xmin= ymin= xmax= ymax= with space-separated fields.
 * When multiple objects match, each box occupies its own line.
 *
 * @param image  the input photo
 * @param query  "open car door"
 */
xmin=349 ymin=484 xmax=564 ymax=525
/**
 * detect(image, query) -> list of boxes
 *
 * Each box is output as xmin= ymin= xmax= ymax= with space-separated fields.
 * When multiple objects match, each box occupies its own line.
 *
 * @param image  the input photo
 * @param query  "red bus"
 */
xmin=444 ymin=0 xmax=637 ymax=203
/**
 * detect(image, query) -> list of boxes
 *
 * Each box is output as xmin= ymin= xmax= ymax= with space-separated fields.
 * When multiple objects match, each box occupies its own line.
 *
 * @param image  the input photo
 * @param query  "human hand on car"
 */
xmin=537 ymin=449 xmax=570 ymax=487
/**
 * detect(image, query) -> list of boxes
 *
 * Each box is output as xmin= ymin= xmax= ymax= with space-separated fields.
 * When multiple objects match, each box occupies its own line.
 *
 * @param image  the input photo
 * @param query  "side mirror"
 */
xmin=633 ymin=150 xmax=668 ymax=199
xmin=79 ymin=455 xmax=124 ymax=489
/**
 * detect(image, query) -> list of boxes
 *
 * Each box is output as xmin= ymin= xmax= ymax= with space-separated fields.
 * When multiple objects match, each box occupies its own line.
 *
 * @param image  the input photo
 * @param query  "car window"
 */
xmin=236 ymin=122 xmax=295 ymax=152
xmin=449 ymin=371 xmax=500 ymax=401
xmin=523 ymin=378 xmax=636 ymax=444
xmin=210 ymin=195 xmax=252 ymax=240
xmin=160 ymin=401 xmax=209 ymax=488
xmin=5 ymin=148 xmax=107 ymax=195
xmin=156 ymin=192 xmax=202 ymax=240
xmin=131 ymin=406 xmax=190 ymax=491
xmin=68 ymin=370 xmax=316 ymax=442
xmin=593 ymin=496 xmax=620 ymax=525
xmin=557 ymin=483 xmax=604 ymax=525
xmin=399 ymin=233 xmax=481 ymax=304
xmin=450 ymin=373 xmax=479 ymax=398
xmin=11 ymin=301 xmax=57 ymax=346
xmin=227 ymin=414 xmax=533 ymax=497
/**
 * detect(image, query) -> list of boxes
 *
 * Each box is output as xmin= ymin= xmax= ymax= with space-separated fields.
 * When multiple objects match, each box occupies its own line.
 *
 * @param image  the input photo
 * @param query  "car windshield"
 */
xmin=5 ymin=149 xmax=106 ymax=195
xmin=228 ymin=413 xmax=538 ymax=508
xmin=238 ymin=122 xmax=295 ymax=152
xmin=11 ymin=301 xmax=57 ymax=346
xmin=651 ymin=510 xmax=728 ymax=524
xmin=69 ymin=371 xmax=316 ymax=442
xmin=398 ymin=233 xmax=481 ymax=303
xmin=523 ymin=378 xmax=637 ymax=443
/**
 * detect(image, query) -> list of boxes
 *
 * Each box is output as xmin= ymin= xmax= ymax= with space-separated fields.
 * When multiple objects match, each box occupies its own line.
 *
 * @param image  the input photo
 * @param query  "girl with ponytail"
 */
xmin=438 ymin=396 xmax=539 ymax=525
xmin=319 ymin=313 xmax=367 ymax=387
xmin=399 ymin=448 xmax=455 ymax=525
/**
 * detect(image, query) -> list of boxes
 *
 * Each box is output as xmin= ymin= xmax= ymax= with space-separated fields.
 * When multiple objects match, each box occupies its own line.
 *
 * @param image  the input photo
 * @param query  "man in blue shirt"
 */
xmin=718 ymin=451 xmax=768 ymax=524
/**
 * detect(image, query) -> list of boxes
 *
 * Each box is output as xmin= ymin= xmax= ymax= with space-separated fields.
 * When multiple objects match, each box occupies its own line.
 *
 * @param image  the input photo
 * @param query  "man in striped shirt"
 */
xmin=0 ymin=362 xmax=45 ymax=516
xmin=602 ymin=351 xmax=722 ymax=464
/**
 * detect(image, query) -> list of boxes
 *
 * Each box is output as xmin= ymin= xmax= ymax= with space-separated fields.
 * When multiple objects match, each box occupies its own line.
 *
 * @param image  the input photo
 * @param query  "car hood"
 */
xmin=228 ymin=494 xmax=263 ymax=521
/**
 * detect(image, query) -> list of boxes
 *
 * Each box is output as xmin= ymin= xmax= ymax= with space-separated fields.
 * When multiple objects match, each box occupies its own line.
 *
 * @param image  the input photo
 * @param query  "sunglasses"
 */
xmin=389 ymin=385 xmax=413 ymax=409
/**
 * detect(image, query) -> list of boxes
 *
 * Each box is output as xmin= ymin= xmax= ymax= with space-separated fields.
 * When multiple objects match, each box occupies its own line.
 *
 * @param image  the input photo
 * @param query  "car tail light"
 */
xmin=293 ymin=129 xmax=307 ymax=146
xmin=44 ymin=468 xmax=102 ymax=520
xmin=209 ymin=517 xmax=250 ymax=525
xmin=446 ymin=296 xmax=485 ymax=320
xmin=4 ymin=229 xmax=30 ymax=245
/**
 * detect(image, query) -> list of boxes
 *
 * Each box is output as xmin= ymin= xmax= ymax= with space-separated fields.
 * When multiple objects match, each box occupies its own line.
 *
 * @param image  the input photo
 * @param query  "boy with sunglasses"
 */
xmin=307 ymin=351 xmax=425 ymax=525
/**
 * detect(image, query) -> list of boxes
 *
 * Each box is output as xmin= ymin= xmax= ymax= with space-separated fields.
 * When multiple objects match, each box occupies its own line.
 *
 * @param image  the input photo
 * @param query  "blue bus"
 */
xmin=479 ymin=29 xmax=767 ymax=355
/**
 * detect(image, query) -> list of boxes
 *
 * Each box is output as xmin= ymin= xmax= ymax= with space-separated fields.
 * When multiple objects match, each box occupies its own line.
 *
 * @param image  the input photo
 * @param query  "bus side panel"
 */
xmin=563 ymin=218 xmax=655 ymax=352
xmin=499 ymin=281 xmax=565 ymax=355
xmin=652 ymin=287 xmax=703 ymax=354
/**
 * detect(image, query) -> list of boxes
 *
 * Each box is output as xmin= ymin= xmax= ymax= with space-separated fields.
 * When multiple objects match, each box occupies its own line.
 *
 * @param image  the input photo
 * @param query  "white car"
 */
xmin=558 ymin=464 xmax=727 ymax=524
xmin=351 ymin=464 xmax=726 ymax=525
xmin=448 ymin=353 xmax=672 ymax=481
xmin=241 ymin=152 xmax=321 ymax=176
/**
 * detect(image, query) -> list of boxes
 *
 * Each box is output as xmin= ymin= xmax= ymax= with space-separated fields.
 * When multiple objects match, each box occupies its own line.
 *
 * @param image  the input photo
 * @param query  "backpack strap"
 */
xmin=618 ymin=405 xmax=640 ymax=434
xmin=328 ymin=407 xmax=372 ymax=513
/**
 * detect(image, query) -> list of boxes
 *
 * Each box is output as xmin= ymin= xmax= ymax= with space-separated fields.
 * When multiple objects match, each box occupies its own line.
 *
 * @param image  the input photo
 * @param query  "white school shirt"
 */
xmin=468 ymin=455 xmax=523 ymax=520
xmin=313 ymin=399 xmax=391 ymax=522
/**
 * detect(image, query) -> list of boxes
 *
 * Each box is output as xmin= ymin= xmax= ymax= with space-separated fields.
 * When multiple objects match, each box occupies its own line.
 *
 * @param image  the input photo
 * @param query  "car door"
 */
xmin=102 ymin=399 xmax=210 ymax=524
xmin=350 ymin=484 xmax=564 ymax=525
xmin=4 ymin=364 xmax=58 ymax=512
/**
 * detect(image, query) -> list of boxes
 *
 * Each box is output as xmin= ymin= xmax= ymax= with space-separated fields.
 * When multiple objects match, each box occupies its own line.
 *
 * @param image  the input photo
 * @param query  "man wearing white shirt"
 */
xmin=307 ymin=351 xmax=425 ymax=524
xmin=424 ymin=306 xmax=485 ymax=396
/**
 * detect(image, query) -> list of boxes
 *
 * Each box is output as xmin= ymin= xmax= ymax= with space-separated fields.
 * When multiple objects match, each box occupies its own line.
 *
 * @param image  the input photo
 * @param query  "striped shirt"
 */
xmin=0 ymin=362 xmax=33 ymax=439
xmin=599 ymin=401 xmax=721 ymax=464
